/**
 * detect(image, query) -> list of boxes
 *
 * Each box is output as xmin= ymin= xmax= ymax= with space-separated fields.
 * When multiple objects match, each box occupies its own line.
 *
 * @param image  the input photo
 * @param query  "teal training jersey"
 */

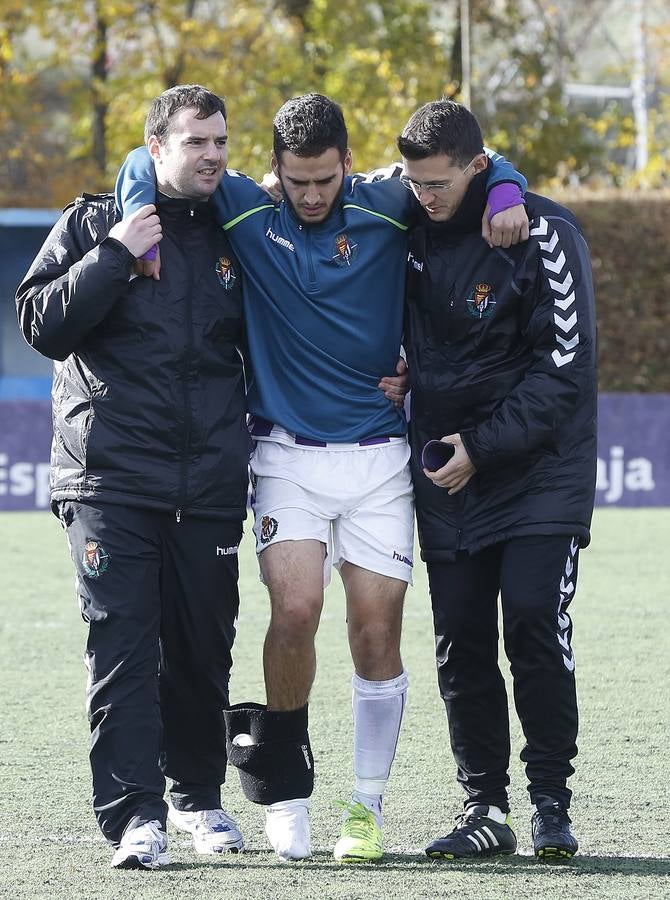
xmin=117 ymin=154 xmax=525 ymax=442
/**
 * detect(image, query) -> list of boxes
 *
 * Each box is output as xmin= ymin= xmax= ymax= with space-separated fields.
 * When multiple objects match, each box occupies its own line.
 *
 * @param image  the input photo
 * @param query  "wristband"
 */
xmin=487 ymin=183 xmax=524 ymax=223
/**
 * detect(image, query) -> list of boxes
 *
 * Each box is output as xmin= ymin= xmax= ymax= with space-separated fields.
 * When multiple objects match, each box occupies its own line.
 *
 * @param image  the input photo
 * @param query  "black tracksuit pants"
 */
xmin=56 ymin=500 xmax=242 ymax=845
xmin=427 ymin=535 xmax=580 ymax=812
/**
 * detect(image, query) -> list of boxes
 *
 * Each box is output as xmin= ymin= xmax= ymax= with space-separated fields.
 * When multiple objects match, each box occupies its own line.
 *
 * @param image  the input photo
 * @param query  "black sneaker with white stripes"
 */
xmin=425 ymin=805 xmax=517 ymax=860
xmin=531 ymin=799 xmax=578 ymax=859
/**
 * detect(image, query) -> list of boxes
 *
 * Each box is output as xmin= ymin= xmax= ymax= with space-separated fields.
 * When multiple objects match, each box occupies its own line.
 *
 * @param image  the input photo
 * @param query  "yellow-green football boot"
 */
xmin=333 ymin=801 xmax=383 ymax=863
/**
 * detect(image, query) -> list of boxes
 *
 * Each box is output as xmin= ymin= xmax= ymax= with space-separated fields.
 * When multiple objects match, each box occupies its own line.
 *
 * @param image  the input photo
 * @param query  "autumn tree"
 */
xmin=0 ymin=0 xmax=667 ymax=206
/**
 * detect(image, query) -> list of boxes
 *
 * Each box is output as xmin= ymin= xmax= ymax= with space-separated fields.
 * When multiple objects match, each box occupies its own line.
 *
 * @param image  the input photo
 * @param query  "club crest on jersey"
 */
xmin=216 ymin=256 xmax=237 ymax=290
xmin=82 ymin=540 xmax=110 ymax=578
xmin=466 ymin=281 xmax=496 ymax=319
xmin=260 ymin=515 xmax=279 ymax=544
xmin=332 ymin=233 xmax=358 ymax=267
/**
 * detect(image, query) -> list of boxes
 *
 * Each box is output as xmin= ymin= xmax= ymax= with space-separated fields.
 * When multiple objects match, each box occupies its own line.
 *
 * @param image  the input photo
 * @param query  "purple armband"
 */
xmin=141 ymin=244 xmax=158 ymax=261
xmin=487 ymin=183 xmax=525 ymax=223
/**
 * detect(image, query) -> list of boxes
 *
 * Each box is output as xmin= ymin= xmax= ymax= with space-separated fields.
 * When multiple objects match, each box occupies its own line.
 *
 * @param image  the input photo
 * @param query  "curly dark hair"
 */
xmin=273 ymin=93 xmax=348 ymax=160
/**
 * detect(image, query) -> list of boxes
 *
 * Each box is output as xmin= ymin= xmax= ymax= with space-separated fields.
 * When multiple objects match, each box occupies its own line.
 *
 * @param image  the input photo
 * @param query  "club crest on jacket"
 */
xmin=216 ymin=256 xmax=237 ymax=290
xmin=466 ymin=281 xmax=496 ymax=318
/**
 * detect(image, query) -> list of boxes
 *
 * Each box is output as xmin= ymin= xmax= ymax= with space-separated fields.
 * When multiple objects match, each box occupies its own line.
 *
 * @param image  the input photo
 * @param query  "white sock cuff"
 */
xmin=486 ymin=805 xmax=507 ymax=823
xmin=352 ymin=669 xmax=409 ymax=699
xmin=354 ymin=783 xmax=387 ymax=800
xmin=265 ymin=797 xmax=311 ymax=812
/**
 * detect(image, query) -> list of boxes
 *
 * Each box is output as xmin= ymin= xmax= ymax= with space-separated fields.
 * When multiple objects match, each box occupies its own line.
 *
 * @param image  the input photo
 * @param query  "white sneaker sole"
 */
xmin=111 ymin=850 xmax=170 ymax=869
xmin=192 ymin=836 xmax=244 ymax=854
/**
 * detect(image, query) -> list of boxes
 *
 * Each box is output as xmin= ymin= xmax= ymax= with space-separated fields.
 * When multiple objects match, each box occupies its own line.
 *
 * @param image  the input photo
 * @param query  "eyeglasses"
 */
xmin=399 ymin=157 xmax=478 ymax=197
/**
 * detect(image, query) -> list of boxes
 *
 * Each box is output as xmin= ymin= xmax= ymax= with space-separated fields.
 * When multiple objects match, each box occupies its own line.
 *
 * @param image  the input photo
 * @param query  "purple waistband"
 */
xmin=295 ymin=434 xmax=390 ymax=448
xmin=358 ymin=436 xmax=391 ymax=447
xmin=248 ymin=415 xmax=274 ymax=437
xmin=248 ymin=416 xmax=392 ymax=447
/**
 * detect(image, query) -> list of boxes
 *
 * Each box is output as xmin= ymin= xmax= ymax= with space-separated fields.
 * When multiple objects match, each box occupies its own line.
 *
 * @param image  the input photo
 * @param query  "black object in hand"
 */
xmin=422 ymin=440 xmax=455 ymax=472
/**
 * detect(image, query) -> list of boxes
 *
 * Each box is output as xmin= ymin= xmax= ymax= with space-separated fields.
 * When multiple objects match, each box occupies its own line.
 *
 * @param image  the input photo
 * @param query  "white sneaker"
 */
xmin=168 ymin=803 xmax=244 ymax=854
xmin=264 ymin=798 xmax=311 ymax=861
xmin=111 ymin=819 xmax=169 ymax=869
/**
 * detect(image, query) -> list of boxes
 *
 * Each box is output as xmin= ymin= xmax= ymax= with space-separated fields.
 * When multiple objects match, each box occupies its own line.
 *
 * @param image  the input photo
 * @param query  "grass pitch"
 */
xmin=0 ymin=509 xmax=668 ymax=899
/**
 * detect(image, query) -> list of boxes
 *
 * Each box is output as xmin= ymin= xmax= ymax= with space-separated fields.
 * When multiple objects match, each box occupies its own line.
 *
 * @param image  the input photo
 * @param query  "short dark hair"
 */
xmin=397 ymin=100 xmax=484 ymax=166
xmin=144 ymin=84 xmax=226 ymax=145
xmin=273 ymin=93 xmax=348 ymax=161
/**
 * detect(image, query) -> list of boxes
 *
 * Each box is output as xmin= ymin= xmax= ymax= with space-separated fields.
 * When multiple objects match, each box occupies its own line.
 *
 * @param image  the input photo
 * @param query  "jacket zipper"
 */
xmin=302 ymin=226 xmax=318 ymax=290
xmin=454 ymin=491 xmax=464 ymax=551
xmin=176 ymin=209 xmax=196 ymax=521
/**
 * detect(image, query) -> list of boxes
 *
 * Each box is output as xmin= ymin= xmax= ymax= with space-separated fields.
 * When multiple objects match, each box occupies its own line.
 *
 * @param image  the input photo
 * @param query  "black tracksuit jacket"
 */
xmin=405 ymin=175 xmax=598 ymax=561
xmin=16 ymin=192 xmax=249 ymax=522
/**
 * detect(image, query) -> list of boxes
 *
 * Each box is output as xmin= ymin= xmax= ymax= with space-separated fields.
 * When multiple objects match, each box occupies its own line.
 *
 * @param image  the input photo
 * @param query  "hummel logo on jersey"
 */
xmin=266 ymin=227 xmax=295 ymax=253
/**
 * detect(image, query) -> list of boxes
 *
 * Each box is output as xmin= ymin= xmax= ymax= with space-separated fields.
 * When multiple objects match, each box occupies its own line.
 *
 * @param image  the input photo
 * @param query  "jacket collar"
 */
xmin=422 ymin=170 xmax=488 ymax=238
xmin=157 ymin=192 xmax=218 ymax=225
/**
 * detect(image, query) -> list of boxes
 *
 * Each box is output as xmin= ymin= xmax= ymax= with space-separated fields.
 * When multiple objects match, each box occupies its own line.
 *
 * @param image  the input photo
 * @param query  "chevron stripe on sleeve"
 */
xmin=530 ymin=216 xmax=580 ymax=370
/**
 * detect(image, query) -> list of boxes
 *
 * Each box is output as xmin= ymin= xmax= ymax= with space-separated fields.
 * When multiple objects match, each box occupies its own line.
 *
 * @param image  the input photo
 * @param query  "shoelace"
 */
xmin=194 ymin=809 xmax=236 ymax=833
xmin=335 ymin=801 xmax=378 ymax=839
xmin=129 ymin=820 xmax=165 ymax=846
xmin=535 ymin=804 xmax=571 ymax=828
xmin=452 ymin=811 xmax=484 ymax=831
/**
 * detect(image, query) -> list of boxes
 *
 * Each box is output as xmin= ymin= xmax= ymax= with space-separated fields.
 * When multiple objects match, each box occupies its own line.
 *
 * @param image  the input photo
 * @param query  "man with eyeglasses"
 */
xmin=399 ymin=100 xmax=597 ymax=861
xmin=115 ymin=92 xmax=528 ymax=864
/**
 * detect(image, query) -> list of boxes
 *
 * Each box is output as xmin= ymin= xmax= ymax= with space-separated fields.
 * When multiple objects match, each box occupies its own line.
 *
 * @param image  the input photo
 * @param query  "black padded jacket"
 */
xmin=405 ymin=175 xmax=597 ymax=561
xmin=16 ymin=192 xmax=249 ymax=522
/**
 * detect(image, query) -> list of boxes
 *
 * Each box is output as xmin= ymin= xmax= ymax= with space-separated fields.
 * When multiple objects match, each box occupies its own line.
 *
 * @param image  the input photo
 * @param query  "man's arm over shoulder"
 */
xmin=483 ymin=149 xmax=529 ymax=247
xmin=16 ymin=197 xmax=138 ymax=361
xmin=115 ymin=147 xmax=159 ymax=218
xmin=484 ymin=148 xmax=527 ymax=193
xmin=115 ymin=147 xmax=272 ymax=227
xmin=462 ymin=210 xmax=597 ymax=469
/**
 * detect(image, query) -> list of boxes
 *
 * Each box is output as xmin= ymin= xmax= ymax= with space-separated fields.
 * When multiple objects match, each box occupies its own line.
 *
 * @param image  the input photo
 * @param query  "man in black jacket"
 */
xmin=398 ymin=101 xmax=597 ymax=860
xmin=16 ymin=85 xmax=250 ymax=869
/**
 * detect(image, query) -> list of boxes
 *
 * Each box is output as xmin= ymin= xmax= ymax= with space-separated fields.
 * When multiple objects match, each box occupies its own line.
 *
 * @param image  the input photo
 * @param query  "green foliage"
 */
xmin=0 ymin=0 xmax=454 ymax=202
xmin=464 ymin=0 xmax=616 ymax=187
xmin=0 ymin=1 xmax=667 ymax=206
xmin=566 ymin=191 xmax=670 ymax=391
xmin=298 ymin=0 xmax=449 ymax=171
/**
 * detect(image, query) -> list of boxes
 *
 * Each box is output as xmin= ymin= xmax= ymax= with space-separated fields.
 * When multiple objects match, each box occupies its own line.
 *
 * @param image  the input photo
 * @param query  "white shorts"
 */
xmin=250 ymin=437 xmax=415 ymax=586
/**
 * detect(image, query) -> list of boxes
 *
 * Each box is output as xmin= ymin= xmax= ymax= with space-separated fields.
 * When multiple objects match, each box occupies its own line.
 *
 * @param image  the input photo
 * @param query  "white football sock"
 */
xmin=264 ymin=797 xmax=311 ymax=861
xmin=351 ymin=670 xmax=408 ymax=826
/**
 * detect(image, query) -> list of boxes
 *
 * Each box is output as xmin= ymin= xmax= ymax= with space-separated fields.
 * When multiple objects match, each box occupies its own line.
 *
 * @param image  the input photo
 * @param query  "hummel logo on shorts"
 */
xmin=217 ymin=545 xmax=239 ymax=556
